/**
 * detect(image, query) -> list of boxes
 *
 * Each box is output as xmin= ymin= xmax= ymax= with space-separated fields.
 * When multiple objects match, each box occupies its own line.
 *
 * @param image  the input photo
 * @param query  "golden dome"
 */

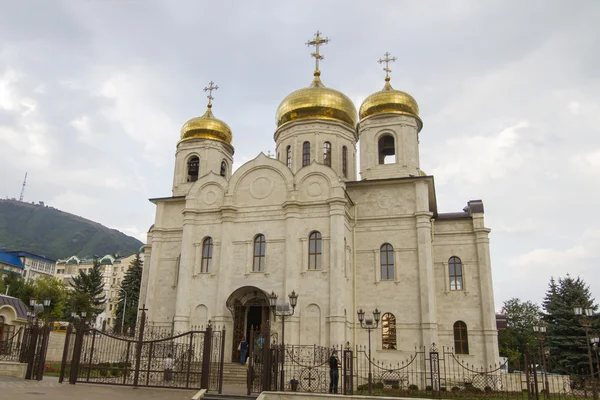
xmin=359 ymin=78 xmax=422 ymax=131
xmin=180 ymin=105 xmax=232 ymax=145
xmin=276 ymin=71 xmax=357 ymax=129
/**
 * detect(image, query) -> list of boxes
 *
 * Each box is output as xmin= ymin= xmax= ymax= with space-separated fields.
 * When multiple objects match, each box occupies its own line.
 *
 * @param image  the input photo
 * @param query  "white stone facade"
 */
xmin=140 ymin=108 xmax=499 ymax=368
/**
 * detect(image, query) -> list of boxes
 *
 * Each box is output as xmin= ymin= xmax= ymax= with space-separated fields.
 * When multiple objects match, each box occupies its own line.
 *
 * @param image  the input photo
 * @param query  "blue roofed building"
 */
xmin=0 ymin=249 xmax=24 ymax=276
xmin=5 ymin=250 xmax=56 ymax=282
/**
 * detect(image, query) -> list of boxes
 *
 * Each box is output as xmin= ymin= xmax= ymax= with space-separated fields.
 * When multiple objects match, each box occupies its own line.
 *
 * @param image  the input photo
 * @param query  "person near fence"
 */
xmin=164 ymin=353 xmax=173 ymax=382
xmin=329 ymin=351 xmax=339 ymax=393
xmin=238 ymin=337 xmax=248 ymax=365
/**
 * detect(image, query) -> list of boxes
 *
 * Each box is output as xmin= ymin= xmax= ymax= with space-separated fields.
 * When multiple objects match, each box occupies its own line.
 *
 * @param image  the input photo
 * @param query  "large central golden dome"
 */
xmin=359 ymin=77 xmax=422 ymax=131
xmin=180 ymin=105 xmax=232 ymax=145
xmin=276 ymin=71 xmax=357 ymax=129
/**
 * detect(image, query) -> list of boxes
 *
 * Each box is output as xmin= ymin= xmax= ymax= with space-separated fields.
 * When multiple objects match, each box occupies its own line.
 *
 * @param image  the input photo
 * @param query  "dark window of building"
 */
xmin=253 ymin=234 xmax=266 ymax=272
xmin=382 ymin=313 xmax=397 ymax=349
xmin=308 ymin=231 xmax=322 ymax=270
xmin=378 ymin=135 xmax=396 ymax=164
xmin=453 ymin=321 xmax=469 ymax=354
xmin=302 ymin=142 xmax=311 ymax=166
xmin=342 ymin=146 xmax=348 ymax=177
xmin=323 ymin=142 xmax=332 ymax=166
xmin=449 ymin=256 xmax=463 ymax=290
xmin=286 ymin=146 xmax=292 ymax=168
xmin=187 ymin=156 xmax=200 ymax=182
xmin=202 ymin=237 xmax=213 ymax=273
xmin=380 ymin=243 xmax=394 ymax=280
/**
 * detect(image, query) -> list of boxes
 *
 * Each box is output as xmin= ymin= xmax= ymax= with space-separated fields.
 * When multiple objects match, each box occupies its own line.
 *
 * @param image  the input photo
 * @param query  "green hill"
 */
xmin=0 ymin=199 xmax=143 ymax=260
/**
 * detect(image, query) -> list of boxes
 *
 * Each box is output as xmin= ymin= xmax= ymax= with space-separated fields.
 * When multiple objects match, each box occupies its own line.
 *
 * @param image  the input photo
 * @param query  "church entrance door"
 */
xmin=226 ymin=286 xmax=271 ymax=362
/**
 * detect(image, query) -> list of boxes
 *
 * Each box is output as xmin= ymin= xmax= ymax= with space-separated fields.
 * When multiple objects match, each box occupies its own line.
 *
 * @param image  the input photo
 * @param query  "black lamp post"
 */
xmin=269 ymin=290 xmax=298 ymax=391
xmin=592 ymin=335 xmax=600 ymax=382
xmin=574 ymin=305 xmax=598 ymax=400
xmin=533 ymin=320 xmax=550 ymax=398
xmin=357 ymin=308 xmax=381 ymax=394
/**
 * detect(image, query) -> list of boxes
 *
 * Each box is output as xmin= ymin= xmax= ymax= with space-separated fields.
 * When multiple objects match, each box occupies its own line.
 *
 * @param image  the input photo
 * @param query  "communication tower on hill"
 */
xmin=19 ymin=172 xmax=27 ymax=202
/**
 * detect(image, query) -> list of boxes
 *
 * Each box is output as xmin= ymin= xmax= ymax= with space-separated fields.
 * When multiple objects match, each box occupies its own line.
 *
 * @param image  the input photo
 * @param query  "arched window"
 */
xmin=449 ymin=256 xmax=463 ymax=290
xmin=286 ymin=145 xmax=292 ymax=168
xmin=220 ymin=161 xmax=227 ymax=177
xmin=323 ymin=142 xmax=332 ymax=166
xmin=382 ymin=313 xmax=397 ymax=349
xmin=380 ymin=243 xmax=394 ymax=280
xmin=253 ymin=234 xmax=266 ymax=272
xmin=342 ymin=146 xmax=348 ymax=177
xmin=201 ymin=237 xmax=213 ymax=273
xmin=187 ymin=156 xmax=199 ymax=182
xmin=378 ymin=135 xmax=396 ymax=164
xmin=308 ymin=231 xmax=322 ymax=270
xmin=453 ymin=321 xmax=469 ymax=354
xmin=302 ymin=142 xmax=311 ymax=166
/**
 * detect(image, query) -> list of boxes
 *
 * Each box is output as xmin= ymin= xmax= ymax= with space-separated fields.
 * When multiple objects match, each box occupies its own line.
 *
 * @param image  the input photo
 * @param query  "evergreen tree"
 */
xmin=498 ymin=298 xmax=541 ymax=370
xmin=69 ymin=258 xmax=106 ymax=321
xmin=542 ymin=275 xmax=598 ymax=375
xmin=2 ymin=272 xmax=35 ymax=304
xmin=114 ymin=253 xmax=143 ymax=334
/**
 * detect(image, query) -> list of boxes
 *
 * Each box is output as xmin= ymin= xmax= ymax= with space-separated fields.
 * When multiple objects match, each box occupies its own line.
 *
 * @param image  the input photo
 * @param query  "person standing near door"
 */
xmin=329 ymin=351 xmax=339 ymax=393
xmin=239 ymin=337 xmax=249 ymax=365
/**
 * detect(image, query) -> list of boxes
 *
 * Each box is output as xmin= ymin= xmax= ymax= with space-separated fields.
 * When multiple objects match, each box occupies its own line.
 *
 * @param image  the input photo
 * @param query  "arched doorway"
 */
xmin=226 ymin=286 xmax=271 ymax=362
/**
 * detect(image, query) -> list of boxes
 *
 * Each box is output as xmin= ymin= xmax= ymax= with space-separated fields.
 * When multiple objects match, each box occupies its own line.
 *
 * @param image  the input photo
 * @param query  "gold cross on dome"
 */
xmin=306 ymin=30 xmax=330 ymax=73
xmin=378 ymin=52 xmax=397 ymax=81
xmin=203 ymin=81 xmax=219 ymax=107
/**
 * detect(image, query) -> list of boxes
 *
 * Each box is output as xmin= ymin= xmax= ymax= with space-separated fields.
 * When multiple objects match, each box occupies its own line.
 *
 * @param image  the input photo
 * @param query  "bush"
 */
xmin=426 ymin=385 xmax=433 ymax=391
xmin=357 ymin=384 xmax=369 ymax=391
xmin=408 ymin=384 xmax=419 ymax=391
xmin=99 ymin=368 xmax=109 ymax=377
xmin=110 ymin=367 xmax=120 ymax=377
xmin=451 ymin=386 xmax=461 ymax=392
xmin=440 ymin=387 xmax=447 ymax=392
xmin=484 ymin=386 xmax=493 ymax=393
xmin=374 ymin=382 xmax=384 ymax=390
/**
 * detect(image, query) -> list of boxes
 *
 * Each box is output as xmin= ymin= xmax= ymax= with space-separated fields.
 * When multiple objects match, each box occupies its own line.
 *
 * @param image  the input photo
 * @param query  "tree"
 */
xmin=69 ymin=259 xmax=106 ymax=321
xmin=114 ymin=253 xmax=143 ymax=334
xmin=543 ymin=275 xmax=598 ymax=374
xmin=31 ymin=275 xmax=68 ymax=322
xmin=498 ymin=298 xmax=541 ymax=369
xmin=2 ymin=272 xmax=34 ymax=304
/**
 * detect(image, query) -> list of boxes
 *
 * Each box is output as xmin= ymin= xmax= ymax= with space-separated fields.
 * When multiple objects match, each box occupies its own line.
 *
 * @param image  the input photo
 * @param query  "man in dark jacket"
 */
xmin=329 ymin=351 xmax=339 ymax=393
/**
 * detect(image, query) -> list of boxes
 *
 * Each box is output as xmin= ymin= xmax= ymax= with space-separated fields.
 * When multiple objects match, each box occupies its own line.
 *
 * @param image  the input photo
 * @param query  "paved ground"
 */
xmin=0 ymin=376 xmax=198 ymax=400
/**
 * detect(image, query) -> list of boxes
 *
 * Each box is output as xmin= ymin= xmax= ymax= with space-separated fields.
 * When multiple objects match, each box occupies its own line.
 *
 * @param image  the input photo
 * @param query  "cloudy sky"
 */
xmin=1 ymin=1 xmax=599 ymax=309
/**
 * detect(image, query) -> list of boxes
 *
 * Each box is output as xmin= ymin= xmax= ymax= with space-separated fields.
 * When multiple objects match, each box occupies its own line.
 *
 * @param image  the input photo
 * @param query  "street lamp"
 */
xmin=533 ymin=320 xmax=550 ymax=398
xmin=592 ymin=335 xmax=600 ymax=382
xmin=270 ymin=290 xmax=298 ymax=391
xmin=357 ymin=308 xmax=381 ymax=394
xmin=574 ymin=305 xmax=598 ymax=400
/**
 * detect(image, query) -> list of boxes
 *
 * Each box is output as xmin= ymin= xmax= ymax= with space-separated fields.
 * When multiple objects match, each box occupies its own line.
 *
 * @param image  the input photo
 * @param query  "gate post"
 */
xmin=132 ymin=305 xmax=147 ymax=388
xmin=429 ymin=343 xmax=440 ymax=392
xmin=218 ymin=327 xmax=226 ymax=394
xmin=59 ymin=324 xmax=73 ymax=383
xmin=201 ymin=322 xmax=213 ymax=390
xmin=25 ymin=324 xmax=39 ymax=380
xmin=35 ymin=323 xmax=51 ymax=381
xmin=69 ymin=322 xmax=85 ymax=384
xmin=343 ymin=346 xmax=354 ymax=395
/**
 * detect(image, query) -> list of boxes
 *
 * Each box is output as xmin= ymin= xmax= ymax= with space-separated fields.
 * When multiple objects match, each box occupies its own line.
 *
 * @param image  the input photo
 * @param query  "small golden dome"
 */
xmin=276 ymin=71 xmax=357 ymax=129
xmin=359 ymin=79 xmax=422 ymax=131
xmin=180 ymin=105 xmax=232 ymax=145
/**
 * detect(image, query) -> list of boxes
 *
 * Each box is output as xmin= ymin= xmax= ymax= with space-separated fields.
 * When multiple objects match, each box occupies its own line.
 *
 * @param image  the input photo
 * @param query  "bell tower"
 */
xmin=358 ymin=53 xmax=423 ymax=180
xmin=172 ymin=81 xmax=234 ymax=196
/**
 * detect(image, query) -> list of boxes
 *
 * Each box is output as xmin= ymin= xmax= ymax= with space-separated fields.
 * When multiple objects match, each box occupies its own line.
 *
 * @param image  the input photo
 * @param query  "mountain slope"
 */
xmin=0 ymin=199 xmax=143 ymax=260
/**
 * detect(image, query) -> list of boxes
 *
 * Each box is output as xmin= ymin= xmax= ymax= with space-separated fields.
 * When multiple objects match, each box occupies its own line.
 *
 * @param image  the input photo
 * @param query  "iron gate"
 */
xmin=62 ymin=308 xmax=225 ymax=391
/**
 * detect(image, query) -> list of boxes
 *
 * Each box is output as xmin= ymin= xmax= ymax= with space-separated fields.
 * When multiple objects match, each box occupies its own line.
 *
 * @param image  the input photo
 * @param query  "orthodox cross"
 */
xmin=306 ymin=30 xmax=330 ymax=72
xmin=203 ymin=81 xmax=219 ymax=107
xmin=377 ymin=52 xmax=397 ymax=81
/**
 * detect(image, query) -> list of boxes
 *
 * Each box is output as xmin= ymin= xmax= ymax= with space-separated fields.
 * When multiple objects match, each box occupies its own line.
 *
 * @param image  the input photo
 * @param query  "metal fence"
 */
xmin=62 ymin=307 xmax=225 ymax=392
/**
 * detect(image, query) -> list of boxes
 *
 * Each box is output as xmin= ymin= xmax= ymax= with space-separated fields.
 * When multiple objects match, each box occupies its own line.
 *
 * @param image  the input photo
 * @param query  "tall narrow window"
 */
xmin=253 ymin=234 xmax=266 ymax=272
xmin=308 ymin=231 xmax=322 ymax=270
xmin=201 ymin=237 xmax=213 ymax=273
xmin=286 ymin=145 xmax=292 ymax=168
xmin=187 ymin=156 xmax=199 ymax=182
xmin=323 ymin=142 xmax=332 ymax=166
xmin=449 ymin=256 xmax=463 ymax=290
xmin=342 ymin=146 xmax=348 ymax=177
xmin=380 ymin=243 xmax=394 ymax=280
xmin=220 ymin=161 xmax=227 ymax=177
xmin=382 ymin=313 xmax=397 ymax=349
xmin=302 ymin=142 xmax=311 ymax=166
xmin=453 ymin=321 xmax=469 ymax=354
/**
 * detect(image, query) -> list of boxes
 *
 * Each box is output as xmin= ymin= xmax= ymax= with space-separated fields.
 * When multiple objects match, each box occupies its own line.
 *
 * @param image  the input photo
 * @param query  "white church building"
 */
xmin=139 ymin=35 xmax=499 ymax=367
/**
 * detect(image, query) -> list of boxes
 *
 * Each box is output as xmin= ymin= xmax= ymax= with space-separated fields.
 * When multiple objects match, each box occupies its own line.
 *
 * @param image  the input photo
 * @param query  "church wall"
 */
xmin=433 ymin=217 xmax=499 ymax=367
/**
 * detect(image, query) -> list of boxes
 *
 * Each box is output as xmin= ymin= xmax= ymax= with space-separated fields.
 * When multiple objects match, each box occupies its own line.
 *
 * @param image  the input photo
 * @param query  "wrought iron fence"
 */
xmin=63 ymin=308 xmax=225 ymax=392
xmin=0 ymin=326 xmax=26 ymax=362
